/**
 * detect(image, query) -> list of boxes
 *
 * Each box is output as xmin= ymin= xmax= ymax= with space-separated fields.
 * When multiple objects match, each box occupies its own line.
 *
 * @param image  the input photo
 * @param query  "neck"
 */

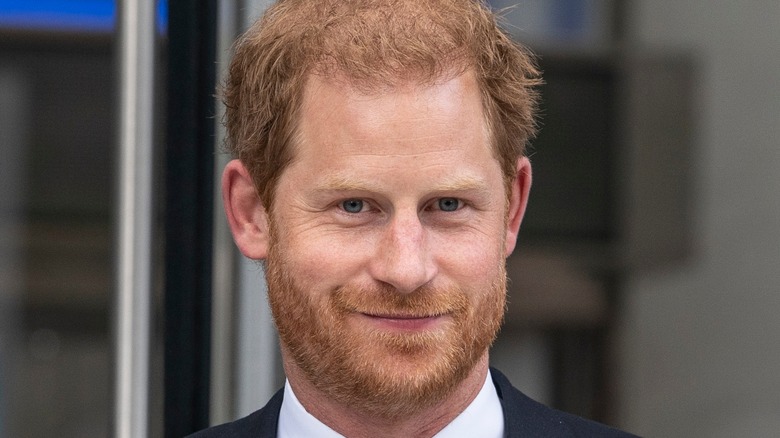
xmin=283 ymin=353 xmax=490 ymax=438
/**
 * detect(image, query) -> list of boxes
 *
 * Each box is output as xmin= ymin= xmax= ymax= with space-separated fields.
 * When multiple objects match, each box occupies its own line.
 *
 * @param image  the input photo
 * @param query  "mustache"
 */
xmin=331 ymin=283 xmax=470 ymax=317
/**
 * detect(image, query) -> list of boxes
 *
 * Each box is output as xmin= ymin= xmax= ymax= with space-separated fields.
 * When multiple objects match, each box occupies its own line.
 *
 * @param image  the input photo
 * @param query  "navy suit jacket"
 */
xmin=188 ymin=368 xmax=637 ymax=437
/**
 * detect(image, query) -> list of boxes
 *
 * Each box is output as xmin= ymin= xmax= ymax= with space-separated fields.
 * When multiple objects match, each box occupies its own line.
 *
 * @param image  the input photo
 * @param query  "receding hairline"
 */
xmin=283 ymin=67 xmax=499 ymax=176
xmin=222 ymin=0 xmax=540 ymax=208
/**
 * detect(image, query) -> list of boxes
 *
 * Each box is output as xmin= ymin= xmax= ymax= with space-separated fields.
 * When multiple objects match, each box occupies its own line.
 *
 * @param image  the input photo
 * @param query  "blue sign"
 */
xmin=0 ymin=0 xmax=168 ymax=33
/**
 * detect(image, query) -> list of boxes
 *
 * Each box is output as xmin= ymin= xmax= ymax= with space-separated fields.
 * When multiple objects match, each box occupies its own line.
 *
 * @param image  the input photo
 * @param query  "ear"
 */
xmin=504 ymin=156 xmax=532 ymax=256
xmin=222 ymin=159 xmax=270 ymax=260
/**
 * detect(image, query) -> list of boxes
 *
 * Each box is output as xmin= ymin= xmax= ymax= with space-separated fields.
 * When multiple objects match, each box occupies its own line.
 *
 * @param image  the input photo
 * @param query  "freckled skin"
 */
xmin=223 ymin=70 xmax=532 ymax=437
xmin=277 ymin=73 xmax=508 ymax=293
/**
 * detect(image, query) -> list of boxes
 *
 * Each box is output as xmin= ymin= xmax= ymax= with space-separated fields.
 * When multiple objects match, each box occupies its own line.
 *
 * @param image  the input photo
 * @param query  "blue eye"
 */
xmin=438 ymin=198 xmax=460 ymax=212
xmin=342 ymin=199 xmax=364 ymax=213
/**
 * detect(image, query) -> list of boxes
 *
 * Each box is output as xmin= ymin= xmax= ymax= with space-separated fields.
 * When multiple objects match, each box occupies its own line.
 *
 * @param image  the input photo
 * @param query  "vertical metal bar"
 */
xmin=115 ymin=0 xmax=156 ymax=436
xmin=164 ymin=0 xmax=217 ymax=434
xmin=209 ymin=0 xmax=241 ymax=425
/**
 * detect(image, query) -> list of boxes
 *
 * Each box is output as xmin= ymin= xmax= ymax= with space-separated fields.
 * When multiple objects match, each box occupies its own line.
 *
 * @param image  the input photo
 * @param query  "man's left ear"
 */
xmin=504 ymin=156 xmax=532 ymax=256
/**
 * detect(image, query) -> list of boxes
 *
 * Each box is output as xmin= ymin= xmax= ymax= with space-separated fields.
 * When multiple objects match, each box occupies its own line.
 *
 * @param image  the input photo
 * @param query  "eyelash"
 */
xmin=338 ymin=198 xmax=465 ymax=214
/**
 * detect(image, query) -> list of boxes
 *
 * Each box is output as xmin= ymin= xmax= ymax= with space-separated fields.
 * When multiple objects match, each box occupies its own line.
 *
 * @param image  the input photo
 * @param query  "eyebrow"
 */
xmin=314 ymin=174 xmax=493 ymax=195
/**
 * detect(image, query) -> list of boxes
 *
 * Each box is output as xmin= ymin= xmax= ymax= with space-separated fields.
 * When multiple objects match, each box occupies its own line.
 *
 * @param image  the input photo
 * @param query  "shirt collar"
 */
xmin=277 ymin=370 xmax=504 ymax=438
xmin=277 ymin=380 xmax=343 ymax=438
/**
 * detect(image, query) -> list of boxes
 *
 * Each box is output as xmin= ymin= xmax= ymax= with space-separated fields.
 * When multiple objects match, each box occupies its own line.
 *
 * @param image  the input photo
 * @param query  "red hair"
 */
xmin=223 ymin=0 xmax=541 ymax=206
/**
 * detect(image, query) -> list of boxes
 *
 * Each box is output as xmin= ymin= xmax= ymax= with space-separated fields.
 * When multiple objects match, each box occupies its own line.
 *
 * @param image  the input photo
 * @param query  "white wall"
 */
xmin=618 ymin=1 xmax=780 ymax=436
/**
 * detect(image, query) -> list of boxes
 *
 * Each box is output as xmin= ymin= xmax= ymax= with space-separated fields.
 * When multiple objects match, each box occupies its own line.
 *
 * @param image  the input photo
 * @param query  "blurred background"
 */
xmin=0 ymin=0 xmax=777 ymax=437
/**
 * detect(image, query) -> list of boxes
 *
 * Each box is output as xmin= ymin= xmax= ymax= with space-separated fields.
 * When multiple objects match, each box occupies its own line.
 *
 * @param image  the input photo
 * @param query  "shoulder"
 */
xmin=490 ymin=368 xmax=639 ymax=438
xmin=186 ymin=389 xmax=284 ymax=438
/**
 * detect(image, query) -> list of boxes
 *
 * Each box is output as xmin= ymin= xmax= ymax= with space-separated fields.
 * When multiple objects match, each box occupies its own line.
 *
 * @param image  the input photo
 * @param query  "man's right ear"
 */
xmin=222 ymin=159 xmax=270 ymax=260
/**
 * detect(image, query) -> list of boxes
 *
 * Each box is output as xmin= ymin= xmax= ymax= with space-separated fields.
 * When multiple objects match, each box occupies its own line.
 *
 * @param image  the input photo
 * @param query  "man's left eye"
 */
xmin=437 ymin=198 xmax=461 ymax=212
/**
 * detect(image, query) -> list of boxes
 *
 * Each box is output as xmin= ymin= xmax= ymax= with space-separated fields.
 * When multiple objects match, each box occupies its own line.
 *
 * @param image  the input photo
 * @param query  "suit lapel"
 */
xmin=246 ymin=388 xmax=284 ymax=438
xmin=491 ymin=367 xmax=573 ymax=438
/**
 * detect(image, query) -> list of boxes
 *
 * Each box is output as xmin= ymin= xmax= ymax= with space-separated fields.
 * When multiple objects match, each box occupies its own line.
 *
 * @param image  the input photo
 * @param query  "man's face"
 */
xmin=265 ymin=71 xmax=514 ymax=418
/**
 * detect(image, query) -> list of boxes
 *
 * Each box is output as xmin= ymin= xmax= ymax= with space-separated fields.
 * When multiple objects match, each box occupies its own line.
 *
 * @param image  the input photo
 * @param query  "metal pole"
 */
xmin=164 ymin=0 xmax=218 ymax=432
xmin=209 ymin=0 xmax=241 ymax=425
xmin=115 ymin=0 xmax=156 ymax=436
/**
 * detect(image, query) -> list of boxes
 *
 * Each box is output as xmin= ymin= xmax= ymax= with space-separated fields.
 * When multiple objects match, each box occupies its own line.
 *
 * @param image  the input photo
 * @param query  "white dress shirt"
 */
xmin=277 ymin=370 xmax=504 ymax=438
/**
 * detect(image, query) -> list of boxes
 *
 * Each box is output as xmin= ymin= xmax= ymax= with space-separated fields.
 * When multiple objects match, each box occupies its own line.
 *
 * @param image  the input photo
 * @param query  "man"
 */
xmin=192 ymin=0 xmax=636 ymax=436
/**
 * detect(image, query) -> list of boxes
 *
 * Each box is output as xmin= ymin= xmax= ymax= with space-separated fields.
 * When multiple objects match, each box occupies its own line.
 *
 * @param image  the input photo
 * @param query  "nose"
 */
xmin=369 ymin=211 xmax=437 ymax=294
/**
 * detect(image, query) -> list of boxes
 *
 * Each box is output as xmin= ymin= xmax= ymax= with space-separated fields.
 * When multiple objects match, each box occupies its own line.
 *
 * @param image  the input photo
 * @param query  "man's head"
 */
xmin=222 ymin=0 xmax=539 ymax=423
xmin=223 ymin=0 xmax=540 ymax=208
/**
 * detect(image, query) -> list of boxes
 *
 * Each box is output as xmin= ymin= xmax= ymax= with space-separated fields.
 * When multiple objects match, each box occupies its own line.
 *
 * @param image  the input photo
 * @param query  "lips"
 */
xmin=358 ymin=312 xmax=447 ymax=331
xmin=363 ymin=312 xmax=443 ymax=319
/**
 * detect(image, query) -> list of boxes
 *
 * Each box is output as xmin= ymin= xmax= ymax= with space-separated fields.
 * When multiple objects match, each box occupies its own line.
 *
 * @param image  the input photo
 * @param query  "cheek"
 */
xmin=432 ymin=231 xmax=505 ymax=285
xmin=281 ymin=230 xmax=378 ymax=288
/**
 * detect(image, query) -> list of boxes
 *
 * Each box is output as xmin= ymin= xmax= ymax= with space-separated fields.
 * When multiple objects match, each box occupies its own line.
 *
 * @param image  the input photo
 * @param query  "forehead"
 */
xmin=294 ymin=71 xmax=492 ymax=160
xmin=269 ymin=70 xmax=506 ymax=205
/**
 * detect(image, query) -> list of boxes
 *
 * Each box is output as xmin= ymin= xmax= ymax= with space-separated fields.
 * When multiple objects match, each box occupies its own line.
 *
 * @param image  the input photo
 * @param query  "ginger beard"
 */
xmin=264 ymin=221 xmax=508 ymax=419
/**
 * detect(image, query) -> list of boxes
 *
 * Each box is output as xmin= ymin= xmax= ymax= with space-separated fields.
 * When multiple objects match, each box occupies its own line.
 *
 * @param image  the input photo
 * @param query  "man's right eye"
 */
xmin=341 ymin=199 xmax=364 ymax=213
